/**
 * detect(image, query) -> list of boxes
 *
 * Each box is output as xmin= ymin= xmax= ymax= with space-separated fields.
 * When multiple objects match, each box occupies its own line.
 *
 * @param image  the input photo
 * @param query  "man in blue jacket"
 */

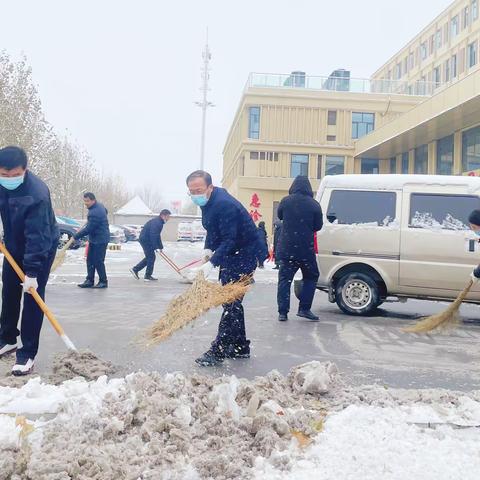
xmin=186 ymin=170 xmax=264 ymax=366
xmin=74 ymin=192 xmax=110 ymax=288
xmin=130 ymin=209 xmax=171 ymax=281
xmin=0 ymin=146 xmax=59 ymax=376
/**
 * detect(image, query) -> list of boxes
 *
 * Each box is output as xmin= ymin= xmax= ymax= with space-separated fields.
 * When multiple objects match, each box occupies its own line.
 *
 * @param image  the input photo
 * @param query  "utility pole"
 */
xmin=195 ymin=29 xmax=214 ymax=171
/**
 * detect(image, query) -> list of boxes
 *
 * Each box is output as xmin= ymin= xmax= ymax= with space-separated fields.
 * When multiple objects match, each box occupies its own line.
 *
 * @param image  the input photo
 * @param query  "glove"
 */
xmin=186 ymin=261 xmax=214 ymax=282
xmin=202 ymin=249 xmax=213 ymax=262
xmin=23 ymin=276 xmax=38 ymax=294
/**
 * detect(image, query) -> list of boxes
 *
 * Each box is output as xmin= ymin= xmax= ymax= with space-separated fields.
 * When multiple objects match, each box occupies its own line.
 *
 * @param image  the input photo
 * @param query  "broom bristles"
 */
xmin=142 ymin=273 xmax=252 ymax=346
xmin=402 ymin=280 xmax=474 ymax=333
xmin=51 ymin=237 xmax=75 ymax=272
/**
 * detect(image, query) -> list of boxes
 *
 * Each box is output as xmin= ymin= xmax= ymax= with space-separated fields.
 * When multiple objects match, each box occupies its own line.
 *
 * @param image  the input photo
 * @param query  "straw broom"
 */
xmin=51 ymin=237 xmax=75 ymax=272
xmin=143 ymin=273 xmax=252 ymax=346
xmin=403 ymin=279 xmax=474 ymax=333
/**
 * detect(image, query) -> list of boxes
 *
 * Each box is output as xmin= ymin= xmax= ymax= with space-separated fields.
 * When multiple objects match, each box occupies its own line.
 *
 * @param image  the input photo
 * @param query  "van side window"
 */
xmin=409 ymin=193 xmax=480 ymax=230
xmin=326 ymin=190 xmax=396 ymax=226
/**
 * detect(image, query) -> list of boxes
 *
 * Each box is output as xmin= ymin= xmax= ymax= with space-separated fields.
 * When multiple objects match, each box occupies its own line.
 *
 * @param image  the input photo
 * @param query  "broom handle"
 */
xmin=158 ymin=251 xmax=182 ymax=274
xmin=62 ymin=236 xmax=75 ymax=252
xmin=178 ymin=258 xmax=204 ymax=271
xmin=0 ymin=242 xmax=77 ymax=351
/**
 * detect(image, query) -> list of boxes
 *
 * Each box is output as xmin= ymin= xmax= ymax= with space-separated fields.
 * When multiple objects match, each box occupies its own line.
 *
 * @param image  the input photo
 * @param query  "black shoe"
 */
xmin=93 ymin=282 xmax=108 ymax=289
xmin=77 ymin=281 xmax=94 ymax=288
xmin=297 ymin=310 xmax=319 ymax=321
xmin=195 ymin=349 xmax=224 ymax=366
xmin=130 ymin=268 xmax=139 ymax=280
xmin=278 ymin=313 xmax=288 ymax=322
xmin=224 ymin=341 xmax=250 ymax=359
xmin=273 ymin=266 xmax=279 ymax=270
xmin=144 ymin=276 xmax=158 ymax=281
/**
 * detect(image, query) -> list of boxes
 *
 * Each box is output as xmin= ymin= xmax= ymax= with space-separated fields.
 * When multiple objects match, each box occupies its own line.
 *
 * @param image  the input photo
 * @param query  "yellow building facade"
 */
xmin=222 ymin=0 xmax=480 ymax=235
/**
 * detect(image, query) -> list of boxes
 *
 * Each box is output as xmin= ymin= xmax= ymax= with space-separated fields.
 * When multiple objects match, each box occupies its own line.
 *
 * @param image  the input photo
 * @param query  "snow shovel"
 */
xmin=51 ymin=236 xmax=75 ymax=272
xmin=0 ymin=242 xmax=77 ymax=351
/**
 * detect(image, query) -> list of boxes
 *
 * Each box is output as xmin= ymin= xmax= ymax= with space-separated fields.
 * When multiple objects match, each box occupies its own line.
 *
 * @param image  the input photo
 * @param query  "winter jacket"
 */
xmin=273 ymin=219 xmax=282 ymax=254
xmin=75 ymin=201 xmax=110 ymax=244
xmin=276 ymin=176 xmax=323 ymax=261
xmin=139 ymin=217 xmax=165 ymax=250
xmin=0 ymin=170 xmax=59 ymax=277
xmin=257 ymin=225 xmax=269 ymax=261
xmin=201 ymin=187 xmax=262 ymax=274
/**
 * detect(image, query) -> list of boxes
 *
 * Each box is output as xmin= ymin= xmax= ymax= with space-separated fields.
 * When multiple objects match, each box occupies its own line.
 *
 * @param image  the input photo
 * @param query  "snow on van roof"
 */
xmin=318 ymin=174 xmax=480 ymax=191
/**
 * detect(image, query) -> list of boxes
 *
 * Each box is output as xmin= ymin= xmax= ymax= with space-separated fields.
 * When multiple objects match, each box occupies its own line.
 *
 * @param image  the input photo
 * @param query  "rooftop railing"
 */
xmin=246 ymin=72 xmax=438 ymax=97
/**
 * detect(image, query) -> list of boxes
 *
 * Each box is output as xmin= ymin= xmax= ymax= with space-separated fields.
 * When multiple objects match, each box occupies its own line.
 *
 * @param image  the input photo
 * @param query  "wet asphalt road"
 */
xmin=1 ymin=242 xmax=480 ymax=390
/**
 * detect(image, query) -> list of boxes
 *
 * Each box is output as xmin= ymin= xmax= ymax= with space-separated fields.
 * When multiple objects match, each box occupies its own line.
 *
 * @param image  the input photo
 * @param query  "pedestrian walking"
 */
xmin=272 ymin=219 xmax=282 ymax=269
xmin=74 ymin=192 xmax=110 ymax=289
xmin=276 ymin=176 xmax=323 ymax=321
xmin=185 ymin=170 xmax=263 ymax=366
xmin=256 ymin=221 xmax=269 ymax=268
xmin=0 ymin=146 xmax=59 ymax=375
xmin=130 ymin=209 xmax=171 ymax=281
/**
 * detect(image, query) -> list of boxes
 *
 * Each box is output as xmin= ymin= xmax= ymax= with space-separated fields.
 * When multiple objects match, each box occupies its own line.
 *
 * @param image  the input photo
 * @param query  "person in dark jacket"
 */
xmin=0 ymin=146 xmax=59 ymax=376
xmin=130 ymin=209 xmax=171 ymax=281
xmin=256 ymin=221 xmax=269 ymax=268
xmin=276 ymin=176 xmax=323 ymax=322
xmin=74 ymin=192 xmax=110 ymax=288
xmin=272 ymin=219 xmax=282 ymax=269
xmin=185 ymin=170 xmax=263 ymax=366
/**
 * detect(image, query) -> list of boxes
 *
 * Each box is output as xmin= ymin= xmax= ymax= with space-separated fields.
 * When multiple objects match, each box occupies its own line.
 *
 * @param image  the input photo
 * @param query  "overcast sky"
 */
xmin=0 ymin=0 xmax=452 ymax=202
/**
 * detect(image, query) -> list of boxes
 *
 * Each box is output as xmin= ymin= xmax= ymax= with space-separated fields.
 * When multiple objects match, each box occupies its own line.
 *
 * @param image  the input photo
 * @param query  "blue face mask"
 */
xmin=191 ymin=194 xmax=209 ymax=207
xmin=0 ymin=175 xmax=24 ymax=191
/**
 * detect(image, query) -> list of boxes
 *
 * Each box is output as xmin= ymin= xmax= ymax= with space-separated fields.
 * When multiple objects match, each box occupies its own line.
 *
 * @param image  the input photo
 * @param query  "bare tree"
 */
xmin=134 ymin=184 xmax=164 ymax=213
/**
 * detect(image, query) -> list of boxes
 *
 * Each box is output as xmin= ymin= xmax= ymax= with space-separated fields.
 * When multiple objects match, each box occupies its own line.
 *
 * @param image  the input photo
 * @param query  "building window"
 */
xmin=437 ymin=135 xmax=454 ymax=175
xmin=327 ymin=135 xmax=336 ymax=142
xmin=463 ymin=6 xmax=470 ymax=29
xmin=451 ymin=54 xmax=458 ymax=77
xmin=395 ymin=62 xmax=402 ymax=79
xmin=408 ymin=52 xmax=414 ymax=70
xmin=420 ymin=42 xmax=428 ymax=60
xmin=352 ymin=112 xmax=375 ymax=139
xmin=414 ymin=145 xmax=428 ymax=174
xmin=410 ymin=193 xmax=480 ymax=230
xmin=326 ymin=190 xmax=396 ymax=225
xmin=248 ymin=106 xmax=260 ymax=139
xmin=433 ymin=66 xmax=441 ymax=87
xmin=291 ymin=154 xmax=309 ymax=177
xmin=444 ymin=58 xmax=450 ymax=82
xmin=325 ymin=155 xmax=345 ymax=176
xmin=361 ymin=158 xmax=379 ymax=174
xmin=468 ymin=41 xmax=478 ymax=68
xmin=250 ymin=151 xmax=278 ymax=161
xmin=473 ymin=0 xmax=479 ymax=21
xmin=451 ymin=15 xmax=459 ymax=37
xmin=327 ymin=110 xmax=337 ymax=125
xmin=429 ymin=35 xmax=435 ymax=55
xmin=401 ymin=152 xmax=409 ymax=174
xmin=389 ymin=157 xmax=397 ymax=174
xmin=436 ymin=29 xmax=442 ymax=49
xmin=462 ymin=125 xmax=480 ymax=172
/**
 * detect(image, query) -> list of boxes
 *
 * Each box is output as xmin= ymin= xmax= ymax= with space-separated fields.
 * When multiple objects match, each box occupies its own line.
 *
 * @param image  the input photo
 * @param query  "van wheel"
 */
xmin=336 ymin=273 xmax=379 ymax=316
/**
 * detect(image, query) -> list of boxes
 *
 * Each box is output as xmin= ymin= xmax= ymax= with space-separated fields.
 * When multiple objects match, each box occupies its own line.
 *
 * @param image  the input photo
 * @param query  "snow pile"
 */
xmin=1 ymin=361 xmax=480 ymax=479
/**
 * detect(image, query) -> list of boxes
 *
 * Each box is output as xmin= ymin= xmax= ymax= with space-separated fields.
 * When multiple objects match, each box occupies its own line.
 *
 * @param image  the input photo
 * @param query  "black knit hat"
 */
xmin=468 ymin=209 xmax=480 ymax=226
xmin=0 ymin=146 xmax=28 ymax=170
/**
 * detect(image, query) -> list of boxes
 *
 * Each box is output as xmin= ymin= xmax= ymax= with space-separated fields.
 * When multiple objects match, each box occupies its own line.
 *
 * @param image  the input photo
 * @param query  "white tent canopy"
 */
xmin=115 ymin=196 xmax=153 ymax=215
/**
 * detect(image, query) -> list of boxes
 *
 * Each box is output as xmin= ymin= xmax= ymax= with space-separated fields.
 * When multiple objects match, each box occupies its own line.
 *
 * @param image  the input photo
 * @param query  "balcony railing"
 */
xmin=246 ymin=72 xmax=439 ymax=97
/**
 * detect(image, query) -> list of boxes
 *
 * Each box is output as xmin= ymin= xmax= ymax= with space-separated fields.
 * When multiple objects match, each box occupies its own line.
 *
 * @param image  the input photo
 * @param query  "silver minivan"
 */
xmin=311 ymin=174 xmax=480 ymax=315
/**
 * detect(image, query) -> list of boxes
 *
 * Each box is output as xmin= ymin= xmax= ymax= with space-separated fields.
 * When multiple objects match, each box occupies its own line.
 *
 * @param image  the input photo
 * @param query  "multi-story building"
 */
xmin=222 ymin=0 xmax=480 ymax=234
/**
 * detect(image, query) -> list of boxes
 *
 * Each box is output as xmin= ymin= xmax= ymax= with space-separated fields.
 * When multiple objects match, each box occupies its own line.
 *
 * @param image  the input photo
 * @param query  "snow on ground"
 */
xmin=1 ymin=361 xmax=480 ymax=480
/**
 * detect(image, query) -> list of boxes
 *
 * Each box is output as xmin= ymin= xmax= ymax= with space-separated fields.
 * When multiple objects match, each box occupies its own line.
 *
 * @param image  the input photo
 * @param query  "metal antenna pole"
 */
xmin=196 ymin=29 xmax=214 ymax=171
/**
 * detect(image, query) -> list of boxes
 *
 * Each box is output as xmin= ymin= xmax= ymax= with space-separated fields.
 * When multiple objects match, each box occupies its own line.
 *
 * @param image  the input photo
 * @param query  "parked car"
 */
xmin=122 ymin=224 xmax=142 ymax=241
xmin=56 ymin=216 xmax=82 ymax=249
xmin=109 ymin=224 xmax=126 ymax=244
xmin=177 ymin=222 xmax=192 ymax=241
xmin=299 ymin=174 xmax=480 ymax=316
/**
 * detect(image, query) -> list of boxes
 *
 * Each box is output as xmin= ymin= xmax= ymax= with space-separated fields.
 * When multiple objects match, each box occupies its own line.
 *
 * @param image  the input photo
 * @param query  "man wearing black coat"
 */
xmin=272 ymin=219 xmax=282 ymax=269
xmin=256 ymin=221 xmax=268 ymax=268
xmin=185 ymin=170 xmax=263 ymax=366
xmin=276 ymin=176 xmax=323 ymax=321
xmin=130 ymin=209 xmax=171 ymax=281
xmin=0 ymin=146 xmax=59 ymax=376
xmin=74 ymin=192 xmax=110 ymax=288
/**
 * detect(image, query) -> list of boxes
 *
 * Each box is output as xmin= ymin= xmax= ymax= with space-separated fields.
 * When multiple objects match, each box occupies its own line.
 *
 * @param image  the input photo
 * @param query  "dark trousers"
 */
xmin=133 ymin=242 xmax=156 ymax=277
xmin=86 ymin=243 xmax=108 ymax=283
xmin=211 ymin=258 xmax=256 ymax=354
xmin=277 ymin=257 xmax=319 ymax=314
xmin=0 ymin=247 xmax=56 ymax=360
